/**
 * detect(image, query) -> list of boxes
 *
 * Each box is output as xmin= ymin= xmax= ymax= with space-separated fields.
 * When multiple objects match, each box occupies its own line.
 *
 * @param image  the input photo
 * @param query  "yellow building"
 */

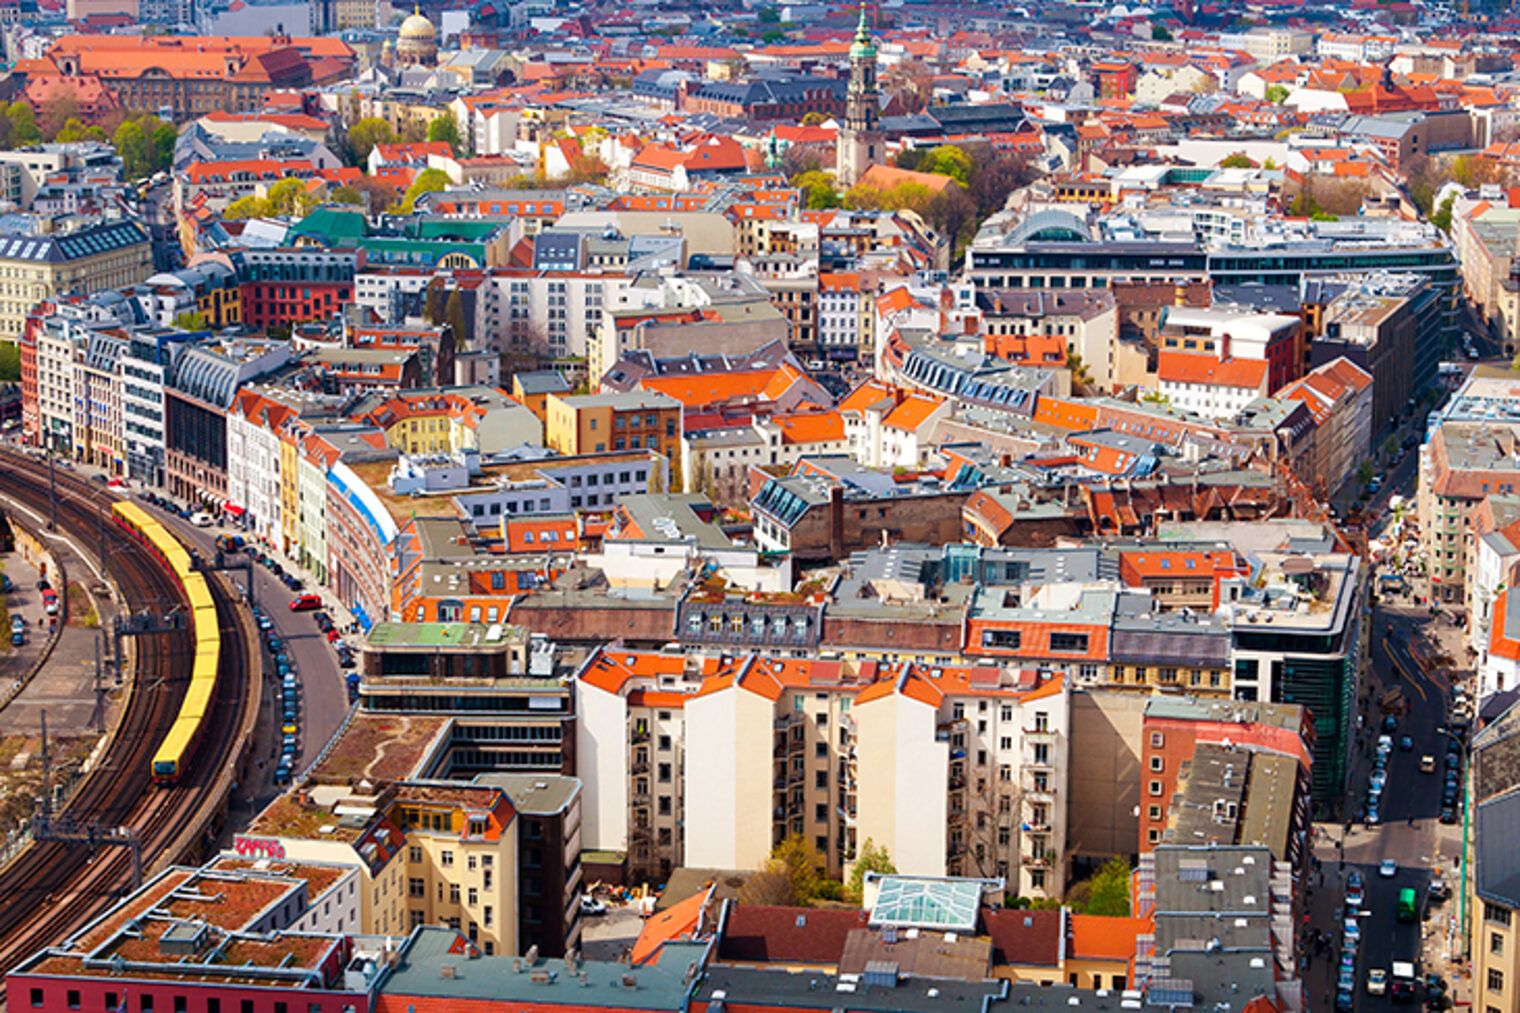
xmin=244 ymin=781 xmax=520 ymax=954
xmin=544 ymin=390 xmax=681 ymax=458
xmin=0 ymin=220 xmax=151 ymax=341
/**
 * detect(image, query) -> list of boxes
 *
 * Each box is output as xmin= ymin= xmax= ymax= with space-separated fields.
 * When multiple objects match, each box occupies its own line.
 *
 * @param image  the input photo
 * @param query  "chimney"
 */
xmin=829 ymin=484 xmax=845 ymax=560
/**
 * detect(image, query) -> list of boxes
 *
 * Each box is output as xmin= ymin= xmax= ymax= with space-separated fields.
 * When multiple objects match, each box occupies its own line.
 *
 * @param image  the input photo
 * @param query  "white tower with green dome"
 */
xmin=836 ymin=2 xmax=882 ymax=187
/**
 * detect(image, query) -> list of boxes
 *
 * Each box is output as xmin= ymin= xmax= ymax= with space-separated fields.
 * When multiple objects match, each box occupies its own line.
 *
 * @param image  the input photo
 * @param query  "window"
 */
xmin=1029 ymin=869 xmax=1046 ymax=890
xmin=29 ymin=990 xmax=41 ymax=1010
xmin=1148 ymin=805 xmax=1161 ymax=820
xmin=450 ymin=884 xmax=461 ymax=904
xmin=409 ymin=877 xmax=425 ymax=898
xmin=409 ymin=845 xmax=422 ymax=862
xmin=1150 ymin=732 xmax=1164 ymax=748
xmin=1150 ymin=756 xmax=1164 ymax=772
xmin=1493 ymin=932 xmax=1505 ymax=956
xmin=1149 ymin=780 xmax=1163 ymax=796
xmin=1491 ymin=904 xmax=1513 ymax=927
xmin=441 ymin=850 xmax=454 ymax=867
xmin=142 ymin=998 xmax=154 ymax=1013
xmin=1049 ymin=632 xmax=1089 ymax=652
xmin=484 ymin=905 xmax=493 ymax=927
xmin=1490 ymin=969 xmax=1505 ymax=994
xmin=68 ymin=991 xmax=81 ymax=1011
xmin=468 ymin=887 xmax=478 ymax=906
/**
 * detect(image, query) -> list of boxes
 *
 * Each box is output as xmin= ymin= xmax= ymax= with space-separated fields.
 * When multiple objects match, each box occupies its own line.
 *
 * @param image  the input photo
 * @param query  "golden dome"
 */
xmin=399 ymin=7 xmax=435 ymax=40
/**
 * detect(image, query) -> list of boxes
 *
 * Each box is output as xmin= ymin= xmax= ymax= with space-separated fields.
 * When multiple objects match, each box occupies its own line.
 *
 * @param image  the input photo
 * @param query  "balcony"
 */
xmin=788 ymin=736 xmax=807 ymax=754
xmin=1024 ymin=854 xmax=1051 ymax=868
xmin=1024 ymin=782 xmax=1057 ymax=802
xmin=1023 ymin=728 xmax=1057 ymax=746
xmin=949 ymin=775 xmax=967 ymax=792
xmin=630 ymin=761 xmax=649 ymax=777
xmin=837 ymin=805 xmax=857 ymax=827
xmin=630 ymin=729 xmax=650 ymax=745
xmin=948 ymin=808 xmax=967 ymax=826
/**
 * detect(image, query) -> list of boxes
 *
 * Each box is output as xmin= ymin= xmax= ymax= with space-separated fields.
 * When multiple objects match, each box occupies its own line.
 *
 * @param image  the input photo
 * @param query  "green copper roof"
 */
xmin=850 ymin=2 xmax=876 ymax=59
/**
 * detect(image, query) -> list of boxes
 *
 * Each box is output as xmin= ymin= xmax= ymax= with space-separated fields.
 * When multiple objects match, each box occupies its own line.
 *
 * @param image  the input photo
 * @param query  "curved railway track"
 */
xmin=0 ymin=453 xmax=252 ymax=1004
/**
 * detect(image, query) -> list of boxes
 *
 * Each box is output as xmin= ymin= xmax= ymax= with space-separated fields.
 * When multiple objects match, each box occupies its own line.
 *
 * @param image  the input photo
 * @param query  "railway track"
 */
xmin=0 ymin=452 xmax=253 ymax=1005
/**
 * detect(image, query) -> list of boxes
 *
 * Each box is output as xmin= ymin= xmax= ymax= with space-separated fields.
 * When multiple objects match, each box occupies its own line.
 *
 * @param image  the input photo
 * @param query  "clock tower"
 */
xmin=835 ymin=2 xmax=882 ymax=187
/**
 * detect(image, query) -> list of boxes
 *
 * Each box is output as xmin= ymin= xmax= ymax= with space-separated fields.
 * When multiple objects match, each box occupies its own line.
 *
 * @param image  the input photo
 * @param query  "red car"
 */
xmin=289 ymin=594 xmax=322 ymax=612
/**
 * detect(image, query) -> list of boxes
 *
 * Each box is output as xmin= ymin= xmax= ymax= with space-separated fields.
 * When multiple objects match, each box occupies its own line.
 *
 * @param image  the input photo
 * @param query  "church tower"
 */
xmin=835 ymin=2 xmax=882 ymax=187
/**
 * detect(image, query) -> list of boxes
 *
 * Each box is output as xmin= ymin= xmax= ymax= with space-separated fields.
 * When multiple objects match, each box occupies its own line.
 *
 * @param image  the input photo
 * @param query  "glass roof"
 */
xmin=867 ymin=876 xmax=984 ymax=933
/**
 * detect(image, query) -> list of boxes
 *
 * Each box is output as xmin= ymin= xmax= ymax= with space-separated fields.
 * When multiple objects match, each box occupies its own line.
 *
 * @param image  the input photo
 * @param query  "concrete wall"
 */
xmin=1066 ymin=688 xmax=1145 ymax=867
xmin=573 ymin=682 xmax=628 ymax=852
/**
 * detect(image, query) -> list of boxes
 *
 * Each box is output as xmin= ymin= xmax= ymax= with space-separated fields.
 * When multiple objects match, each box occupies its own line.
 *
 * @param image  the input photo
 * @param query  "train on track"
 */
xmin=110 ymin=500 xmax=219 ymax=784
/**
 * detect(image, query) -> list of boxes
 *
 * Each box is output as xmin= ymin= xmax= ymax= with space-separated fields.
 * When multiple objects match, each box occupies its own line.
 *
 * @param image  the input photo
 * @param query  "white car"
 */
xmin=1367 ymin=969 xmax=1388 ymax=996
xmin=1379 ymin=859 xmax=1398 ymax=878
xmin=189 ymin=511 xmax=214 ymax=527
xmin=579 ymin=895 xmax=607 ymax=916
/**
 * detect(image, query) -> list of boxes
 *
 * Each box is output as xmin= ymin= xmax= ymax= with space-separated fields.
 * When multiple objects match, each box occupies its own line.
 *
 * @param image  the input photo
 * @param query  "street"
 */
xmin=1306 ymin=433 xmax=1469 ymax=1013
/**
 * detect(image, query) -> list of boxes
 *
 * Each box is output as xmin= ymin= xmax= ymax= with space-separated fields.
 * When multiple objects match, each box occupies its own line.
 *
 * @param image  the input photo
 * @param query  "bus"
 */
xmin=1397 ymin=887 xmax=1418 ymax=922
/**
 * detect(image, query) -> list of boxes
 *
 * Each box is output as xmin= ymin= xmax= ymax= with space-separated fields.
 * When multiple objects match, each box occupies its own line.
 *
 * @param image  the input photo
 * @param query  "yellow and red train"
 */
xmin=111 ymin=500 xmax=220 ymax=784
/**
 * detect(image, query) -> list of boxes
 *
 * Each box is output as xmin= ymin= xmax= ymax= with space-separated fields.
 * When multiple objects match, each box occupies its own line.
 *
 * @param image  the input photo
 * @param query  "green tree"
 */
xmin=757 ymin=4 xmax=779 ymax=21
xmin=1358 ymin=460 xmax=1376 ymax=485
xmin=847 ymin=838 xmax=896 ymax=901
xmin=1071 ymin=858 xmax=1133 ymax=917
xmin=801 ymin=111 xmax=828 ymax=127
xmin=149 ymin=119 xmax=176 ymax=172
xmin=267 ymin=177 xmax=317 ymax=217
xmin=921 ymin=144 xmax=974 ymax=185
xmin=39 ymin=91 xmax=80 ymax=140
xmin=426 ymin=115 xmax=461 ymax=153
xmin=770 ymin=834 xmax=825 ymax=904
xmin=172 ymin=310 xmax=209 ymax=330
xmin=761 ymin=28 xmax=786 ymax=43
xmin=330 ymin=185 xmax=364 ymax=206
xmin=926 ymin=183 xmax=977 ymax=253
xmin=7 ymin=102 xmax=40 ymax=146
xmin=0 ymin=340 xmax=18 ymax=382
xmin=398 ymin=167 xmax=449 ymax=213
xmin=1219 ymin=153 xmax=1254 ymax=169
xmin=795 ymin=169 xmax=841 ymax=209
xmin=1152 ymin=24 xmax=1172 ymax=41
xmin=443 ymin=289 xmax=468 ymax=350
xmin=1264 ymin=84 xmax=1290 ymax=104
xmin=113 ymin=119 xmax=148 ymax=177
xmin=223 ymin=194 xmax=272 ymax=219
xmin=54 ymin=118 xmax=90 ymax=143
xmin=1432 ymin=193 xmax=1456 ymax=234
xmin=346 ymin=117 xmax=396 ymax=164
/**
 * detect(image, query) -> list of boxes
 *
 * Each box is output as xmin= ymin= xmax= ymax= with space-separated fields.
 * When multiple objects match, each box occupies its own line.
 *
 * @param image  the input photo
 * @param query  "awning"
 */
xmin=224 ymin=503 xmax=246 ymax=517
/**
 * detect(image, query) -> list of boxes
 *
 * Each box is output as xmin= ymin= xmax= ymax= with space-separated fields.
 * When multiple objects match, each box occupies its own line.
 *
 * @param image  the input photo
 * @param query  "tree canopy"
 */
xmin=1068 ymin=858 xmax=1133 ymax=917
xmin=397 ymin=168 xmax=450 ymax=213
xmin=426 ymin=115 xmax=461 ymax=153
xmin=847 ymin=839 xmax=896 ymax=901
xmin=346 ymin=117 xmax=396 ymax=164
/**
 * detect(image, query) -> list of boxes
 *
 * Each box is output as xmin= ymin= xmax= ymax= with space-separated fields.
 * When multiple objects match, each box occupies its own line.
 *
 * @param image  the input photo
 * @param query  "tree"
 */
xmin=919 ymin=144 xmax=975 ymax=186
xmin=1432 ymin=193 xmax=1455 ymax=234
xmin=1264 ymin=84 xmax=1290 ymax=104
xmin=1069 ymin=858 xmax=1132 ymax=917
xmin=53 ymin=118 xmax=91 ymax=143
xmin=847 ymin=838 xmax=896 ymax=901
xmin=564 ymin=153 xmax=609 ymax=185
xmin=426 ymin=115 xmax=461 ymax=153
xmin=443 ymin=289 xmax=468 ymax=350
xmin=846 ymin=179 xmax=934 ymax=214
xmin=0 ymin=341 xmax=18 ymax=382
xmin=6 ymin=103 xmax=40 ymax=146
xmin=744 ymin=835 xmax=826 ymax=906
xmin=149 ymin=120 xmax=176 ymax=172
xmin=173 ymin=310 xmax=209 ymax=331
xmin=969 ymin=151 xmax=1039 ymax=217
xmin=801 ymin=111 xmax=828 ymax=127
xmin=761 ymin=28 xmax=786 ymax=43
xmin=925 ymin=184 xmax=977 ymax=253
xmin=757 ymin=4 xmax=779 ymax=21
xmin=1358 ymin=460 xmax=1376 ymax=485
xmin=39 ymin=91 xmax=80 ymax=141
xmin=113 ymin=118 xmax=149 ymax=177
xmin=223 ymin=194 xmax=272 ymax=219
xmin=1219 ymin=153 xmax=1254 ymax=169
xmin=1152 ymin=24 xmax=1172 ymax=41
xmin=398 ymin=167 xmax=449 ymax=213
xmin=346 ymin=117 xmax=396 ymax=164
xmin=330 ymin=185 xmax=364 ymax=206
xmin=795 ymin=169 xmax=841 ymax=209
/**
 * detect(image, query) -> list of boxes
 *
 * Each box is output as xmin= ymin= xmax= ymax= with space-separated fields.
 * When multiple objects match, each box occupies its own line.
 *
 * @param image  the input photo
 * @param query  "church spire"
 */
xmin=850 ymin=1 xmax=876 ymax=60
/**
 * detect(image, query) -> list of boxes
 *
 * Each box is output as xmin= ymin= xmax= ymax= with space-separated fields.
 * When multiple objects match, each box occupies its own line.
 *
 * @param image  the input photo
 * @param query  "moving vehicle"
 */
xmin=1367 ymin=969 xmax=1388 ymax=996
xmin=1397 ymin=887 xmax=1419 ymax=922
xmin=42 ymin=588 xmax=58 ymax=615
xmin=290 ymin=594 xmax=321 ymax=612
xmin=1421 ymin=754 xmax=1436 ymax=773
xmin=189 ymin=511 xmax=214 ymax=527
xmin=1380 ymin=859 xmax=1399 ymax=878
xmin=112 ymin=501 xmax=219 ymax=785
xmin=215 ymin=534 xmax=244 ymax=552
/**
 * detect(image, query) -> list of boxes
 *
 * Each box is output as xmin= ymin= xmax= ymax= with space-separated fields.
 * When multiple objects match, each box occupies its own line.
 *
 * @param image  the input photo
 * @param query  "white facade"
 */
xmin=818 ymin=283 xmax=862 ymax=357
xmin=1158 ymin=376 xmax=1265 ymax=420
xmin=573 ymin=678 xmax=630 ymax=853
xmin=227 ymin=405 xmax=284 ymax=546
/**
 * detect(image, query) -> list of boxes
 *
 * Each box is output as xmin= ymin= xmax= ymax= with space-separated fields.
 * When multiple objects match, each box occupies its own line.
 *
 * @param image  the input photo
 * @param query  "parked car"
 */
xmin=289 ymin=594 xmax=321 ymax=612
xmin=1367 ymin=970 xmax=1388 ymax=996
xmin=579 ymin=896 xmax=607 ymax=916
xmin=189 ymin=511 xmax=214 ymax=527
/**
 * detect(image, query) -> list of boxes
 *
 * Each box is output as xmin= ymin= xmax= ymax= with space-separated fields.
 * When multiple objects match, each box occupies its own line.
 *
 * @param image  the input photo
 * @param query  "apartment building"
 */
xmin=1276 ymin=357 xmax=1374 ymax=498
xmin=544 ymin=390 xmax=681 ymax=459
xmin=1468 ymin=703 xmax=1520 ymax=1009
xmin=0 ymin=220 xmax=150 ymax=342
xmin=1138 ymin=697 xmax=1314 ymax=858
xmin=1418 ymin=375 xmax=1520 ymax=604
xmin=574 ymin=649 xmax=1070 ymax=899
